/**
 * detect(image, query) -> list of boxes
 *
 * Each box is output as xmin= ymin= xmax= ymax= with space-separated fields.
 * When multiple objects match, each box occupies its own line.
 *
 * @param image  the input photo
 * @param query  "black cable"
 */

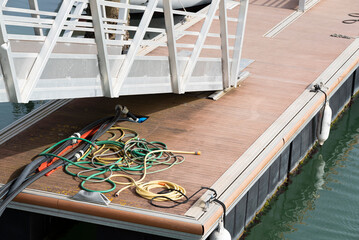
xmin=150 ymin=186 xmax=227 ymax=225
xmin=0 ymin=158 xmax=67 ymax=216
xmin=0 ymin=178 xmax=16 ymax=199
xmin=150 ymin=187 xmax=217 ymax=207
xmin=0 ymin=106 xmax=142 ymax=217
xmin=212 ymin=198 xmax=227 ymax=227
xmin=7 ymin=156 xmax=51 ymax=194
xmin=0 ymin=142 xmax=96 ymax=216
xmin=6 ymin=116 xmax=112 ymax=195
xmin=311 ymin=84 xmax=328 ymax=103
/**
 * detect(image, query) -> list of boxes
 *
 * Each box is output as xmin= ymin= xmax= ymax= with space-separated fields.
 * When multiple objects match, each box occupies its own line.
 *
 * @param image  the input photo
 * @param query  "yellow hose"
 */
xmin=112 ymin=149 xmax=200 ymax=200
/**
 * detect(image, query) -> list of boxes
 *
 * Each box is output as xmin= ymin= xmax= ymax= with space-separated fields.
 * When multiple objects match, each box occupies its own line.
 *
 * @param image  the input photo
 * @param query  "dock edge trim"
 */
xmin=187 ymin=38 xmax=359 ymax=238
xmin=9 ymin=190 xmax=204 ymax=239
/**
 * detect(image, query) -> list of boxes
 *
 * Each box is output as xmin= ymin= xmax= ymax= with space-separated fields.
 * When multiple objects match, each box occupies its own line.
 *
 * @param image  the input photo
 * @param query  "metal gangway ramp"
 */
xmin=0 ymin=0 xmax=251 ymax=103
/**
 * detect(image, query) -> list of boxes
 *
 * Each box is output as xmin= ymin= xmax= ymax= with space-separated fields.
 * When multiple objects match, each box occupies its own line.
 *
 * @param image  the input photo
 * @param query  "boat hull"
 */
xmin=131 ymin=0 xmax=211 ymax=9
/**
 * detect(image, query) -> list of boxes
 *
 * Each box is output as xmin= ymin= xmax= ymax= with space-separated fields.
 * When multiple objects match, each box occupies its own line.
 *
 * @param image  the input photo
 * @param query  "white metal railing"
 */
xmin=0 ymin=0 xmax=250 ymax=103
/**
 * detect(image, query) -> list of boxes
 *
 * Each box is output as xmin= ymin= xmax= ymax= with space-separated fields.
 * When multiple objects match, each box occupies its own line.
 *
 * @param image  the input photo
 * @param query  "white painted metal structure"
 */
xmin=298 ymin=0 xmax=320 ymax=12
xmin=0 ymin=0 xmax=250 ymax=103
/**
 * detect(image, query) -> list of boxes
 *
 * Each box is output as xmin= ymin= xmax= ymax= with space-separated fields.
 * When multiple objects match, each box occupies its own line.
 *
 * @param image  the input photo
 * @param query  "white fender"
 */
xmin=209 ymin=220 xmax=231 ymax=240
xmin=317 ymin=102 xmax=332 ymax=145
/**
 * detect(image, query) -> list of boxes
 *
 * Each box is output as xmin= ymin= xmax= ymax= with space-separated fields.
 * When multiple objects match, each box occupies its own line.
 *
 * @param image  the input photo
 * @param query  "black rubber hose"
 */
xmin=0 ymin=138 xmax=99 ymax=216
xmin=8 ymin=141 xmax=82 ymax=194
xmin=0 ymin=140 xmax=94 ymax=215
xmin=0 ymin=158 xmax=67 ymax=216
xmin=7 ymin=156 xmax=50 ymax=194
xmin=0 ymin=108 xmax=134 ymax=216
xmin=0 ymin=178 xmax=16 ymax=199
xmin=6 ymin=115 xmax=114 ymax=195
xmin=89 ymin=111 xmax=124 ymax=141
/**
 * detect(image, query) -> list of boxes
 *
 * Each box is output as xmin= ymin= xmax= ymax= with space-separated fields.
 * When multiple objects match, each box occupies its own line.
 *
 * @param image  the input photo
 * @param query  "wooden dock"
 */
xmin=0 ymin=0 xmax=359 ymax=239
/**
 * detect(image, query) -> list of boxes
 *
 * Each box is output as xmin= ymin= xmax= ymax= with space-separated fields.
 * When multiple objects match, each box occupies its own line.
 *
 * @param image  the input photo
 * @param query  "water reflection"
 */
xmin=11 ymin=101 xmax=43 ymax=120
xmin=245 ymin=98 xmax=359 ymax=240
xmin=0 ymin=101 xmax=44 ymax=130
xmin=314 ymin=155 xmax=325 ymax=190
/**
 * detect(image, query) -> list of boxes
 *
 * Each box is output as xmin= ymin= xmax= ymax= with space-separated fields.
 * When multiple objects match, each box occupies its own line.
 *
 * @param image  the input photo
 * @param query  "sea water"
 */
xmin=0 ymin=101 xmax=44 ymax=129
xmin=0 ymin=0 xmax=61 ymax=129
xmin=244 ymin=98 xmax=359 ymax=239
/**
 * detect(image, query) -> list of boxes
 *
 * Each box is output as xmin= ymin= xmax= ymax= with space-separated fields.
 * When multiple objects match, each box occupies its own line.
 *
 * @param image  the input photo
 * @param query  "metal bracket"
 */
xmin=203 ymin=192 xmax=216 ymax=212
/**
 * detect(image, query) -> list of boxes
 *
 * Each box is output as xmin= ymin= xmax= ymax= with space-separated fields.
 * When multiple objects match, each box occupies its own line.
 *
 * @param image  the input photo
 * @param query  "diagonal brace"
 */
xmin=180 ymin=0 xmax=221 ymax=93
xmin=230 ymin=0 xmax=249 ymax=87
xmin=63 ymin=1 xmax=88 ymax=37
xmin=113 ymin=0 xmax=158 ymax=96
xmin=21 ymin=0 xmax=75 ymax=103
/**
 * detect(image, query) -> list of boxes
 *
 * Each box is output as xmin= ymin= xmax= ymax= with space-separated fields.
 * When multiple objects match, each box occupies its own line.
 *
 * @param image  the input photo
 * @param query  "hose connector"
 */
xmin=70 ymin=132 xmax=81 ymax=144
xmin=115 ymin=105 xmax=129 ymax=115
xmin=74 ymin=150 xmax=85 ymax=161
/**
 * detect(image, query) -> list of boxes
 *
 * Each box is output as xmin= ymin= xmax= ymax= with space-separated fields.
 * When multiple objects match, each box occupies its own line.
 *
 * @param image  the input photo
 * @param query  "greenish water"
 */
xmin=0 ymin=0 xmax=57 ymax=129
xmin=0 ymin=101 xmax=44 ymax=129
xmin=245 ymin=99 xmax=359 ymax=239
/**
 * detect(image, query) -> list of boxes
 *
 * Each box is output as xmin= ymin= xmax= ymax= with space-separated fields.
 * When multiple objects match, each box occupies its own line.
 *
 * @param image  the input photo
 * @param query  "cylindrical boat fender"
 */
xmin=209 ymin=220 xmax=231 ymax=240
xmin=317 ymin=102 xmax=332 ymax=145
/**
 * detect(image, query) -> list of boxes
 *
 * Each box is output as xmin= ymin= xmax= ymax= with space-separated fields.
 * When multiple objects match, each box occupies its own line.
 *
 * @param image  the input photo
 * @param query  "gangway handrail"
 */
xmin=0 ymin=0 xmax=251 ymax=103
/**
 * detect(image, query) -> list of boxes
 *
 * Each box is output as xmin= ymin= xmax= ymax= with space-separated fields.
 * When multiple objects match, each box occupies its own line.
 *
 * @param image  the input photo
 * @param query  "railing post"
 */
xmin=28 ymin=0 xmax=44 ymax=36
xmin=219 ymin=0 xmax=230 ymax=89
xmin=63 ymin=2 xmax=87 ymax=38
xmin=0 ymin=1 xmax=21 ymax=102
xmin=298 ymin=0 xmax=306 ymax=12
xmin=113 ymin=0 xmax=158 ymax=96
xmin=163 ymin=0 xmax=180 ymax=94
xmin=90 ymin=0 xmax=114 ymax=97
xmin=230 ymin=0 xmax=249 ymax=87
xmin=116 ymin=0 xmax=129 ymax=41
